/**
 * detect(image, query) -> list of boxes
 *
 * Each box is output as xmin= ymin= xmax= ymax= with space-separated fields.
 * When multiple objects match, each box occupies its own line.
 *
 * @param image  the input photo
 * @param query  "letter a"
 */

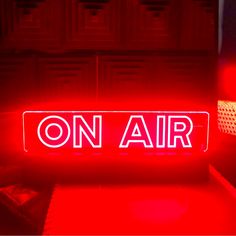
xmin=119 ymin=116 xmax=153 ymax=148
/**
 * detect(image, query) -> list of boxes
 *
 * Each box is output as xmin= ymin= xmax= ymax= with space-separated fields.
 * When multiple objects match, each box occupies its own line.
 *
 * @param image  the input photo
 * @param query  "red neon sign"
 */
xmin=23 ymin=111 xmax=209 ymax=154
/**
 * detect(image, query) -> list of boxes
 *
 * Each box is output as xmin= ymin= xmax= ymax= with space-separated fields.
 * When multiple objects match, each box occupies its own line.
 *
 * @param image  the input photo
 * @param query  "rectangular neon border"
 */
xmin=23 ymin=111 xmax=210 ymax=153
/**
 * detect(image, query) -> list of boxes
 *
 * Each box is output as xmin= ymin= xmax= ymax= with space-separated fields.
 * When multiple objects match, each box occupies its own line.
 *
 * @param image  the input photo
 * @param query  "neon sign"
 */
xmin=23 ymin=111 xmax=209 ymax=154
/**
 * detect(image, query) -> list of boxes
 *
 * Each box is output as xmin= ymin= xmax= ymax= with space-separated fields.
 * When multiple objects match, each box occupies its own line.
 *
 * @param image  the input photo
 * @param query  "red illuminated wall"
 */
xmin=0 ymin=0 xmax=217 ymax=110
xmin=0 ymin=0 xmax=218 ymax=184
xmin=0 ymin=0 xmax=216 ymax=51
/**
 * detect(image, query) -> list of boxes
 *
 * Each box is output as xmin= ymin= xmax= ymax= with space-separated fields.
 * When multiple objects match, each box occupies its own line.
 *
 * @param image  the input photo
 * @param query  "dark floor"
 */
xmin=0 ymin=182 xmax=53 ymax=235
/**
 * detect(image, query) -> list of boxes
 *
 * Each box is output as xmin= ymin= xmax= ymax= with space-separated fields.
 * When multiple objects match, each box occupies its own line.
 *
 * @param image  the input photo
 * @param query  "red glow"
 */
xmin=0 ymin=112 xmax=24 ymax=156
xmin=23 ymin=111 xmax=209 ymax=155
xmin=43 ymin=167 xmax=236 ymax=235
xmin=219 ymin=65 xmax=236 ymax=100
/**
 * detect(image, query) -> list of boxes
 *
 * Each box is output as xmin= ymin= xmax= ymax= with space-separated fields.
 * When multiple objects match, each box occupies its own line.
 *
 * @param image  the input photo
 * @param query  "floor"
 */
xmin=0 ymin=165 xmax=235 ymax=235
xmin=43 ymin=166 xmax=236 ymax=235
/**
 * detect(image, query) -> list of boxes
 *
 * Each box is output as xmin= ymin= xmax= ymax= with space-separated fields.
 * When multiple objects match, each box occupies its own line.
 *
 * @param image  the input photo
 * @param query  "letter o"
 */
xmin=37 ymin=116 xmax=70 ymax=148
